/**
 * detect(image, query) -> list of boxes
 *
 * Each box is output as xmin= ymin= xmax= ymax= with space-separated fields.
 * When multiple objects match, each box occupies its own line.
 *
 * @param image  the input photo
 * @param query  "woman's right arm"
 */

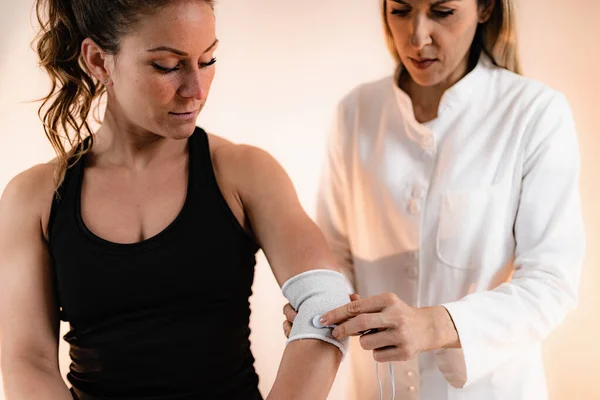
xmin=282 ymin=103 xmax=356 ymax=337
xmin=0 ymin=165 xmax=72 ymax=399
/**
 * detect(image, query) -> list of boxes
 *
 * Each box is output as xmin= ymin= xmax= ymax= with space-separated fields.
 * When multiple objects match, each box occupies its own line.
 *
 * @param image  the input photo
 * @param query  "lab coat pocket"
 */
xmin=436 ymin=184 xmax=505 ymax=270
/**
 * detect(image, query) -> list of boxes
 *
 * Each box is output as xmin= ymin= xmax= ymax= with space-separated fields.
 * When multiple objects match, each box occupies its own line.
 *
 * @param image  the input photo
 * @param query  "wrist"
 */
xmin=425 ymin=306 xmax=460 ymax=350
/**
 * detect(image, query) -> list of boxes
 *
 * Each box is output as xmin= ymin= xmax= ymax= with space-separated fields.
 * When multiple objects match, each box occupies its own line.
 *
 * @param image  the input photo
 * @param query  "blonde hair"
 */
xmin=381 ymin=0 xmax=522 ymax=75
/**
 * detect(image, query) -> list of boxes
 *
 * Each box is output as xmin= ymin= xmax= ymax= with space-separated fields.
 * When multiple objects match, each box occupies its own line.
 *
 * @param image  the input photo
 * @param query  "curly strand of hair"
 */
xmin=34 ymin=0 xmax=98 ymax=189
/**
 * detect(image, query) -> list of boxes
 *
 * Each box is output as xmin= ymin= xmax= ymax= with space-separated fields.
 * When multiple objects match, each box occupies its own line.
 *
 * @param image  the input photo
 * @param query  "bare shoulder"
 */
xmin=1 ymin=163 xmax=56 ymax=206
xmin=205 ymin=133 xmax=295 ymax=235
xmin=207 ymin=133 xmax=283 ymax=180
xmin=0 ymin=162 xmax=58 ymax=236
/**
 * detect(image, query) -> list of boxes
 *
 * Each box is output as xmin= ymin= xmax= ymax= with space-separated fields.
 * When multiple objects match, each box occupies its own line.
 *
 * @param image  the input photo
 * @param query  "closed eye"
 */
xmin=152 ymin=63 xmax=180 ymax=74
xmin=390 ymin=8 xmax=411 ymax=17
xmin=152 ymin=58 xmax=217 ymax=74
xmin=432 ymin=8 xmax=455 ymax=18
xmin=200 ymin=57 xmax=217 ymax=68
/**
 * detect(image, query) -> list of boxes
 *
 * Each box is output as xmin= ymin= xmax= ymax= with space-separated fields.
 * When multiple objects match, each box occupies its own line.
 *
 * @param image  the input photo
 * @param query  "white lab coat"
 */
xmin=317 ymin=54 xmax=585 ymax=400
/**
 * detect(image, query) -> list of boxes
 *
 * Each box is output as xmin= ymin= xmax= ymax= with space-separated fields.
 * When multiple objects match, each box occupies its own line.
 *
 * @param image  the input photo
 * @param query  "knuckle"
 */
xmin=359 ymin=334 xmax=372 ymax=350
xmin=347 ymin=300 xmax=362 ymax=315
xmin=383 ymin=292 xmax=397 ymax=304
xmin=396 ymin=343 xmax=415 ymax=361
xmin=400 ymin=324 xmax=411 ymax=337
xmin=283 ymin=308 xmax=296 ymax=322
xmin=396 ymin=326 xmax=410 ymax=342
xmin=387 ymin=316 xmax=400 ymax=330
xmin=356 ymin=315 xmax=369 ymax=331
xmin=391 ymin=328 xmax=403 ymax=343
xmin=397 ymin=349 xmax=408 ymax=361
xmin=401 ymin=347 xmax=415 ymax=361
xmin=373 ymin=351 xmax=385 ymax=363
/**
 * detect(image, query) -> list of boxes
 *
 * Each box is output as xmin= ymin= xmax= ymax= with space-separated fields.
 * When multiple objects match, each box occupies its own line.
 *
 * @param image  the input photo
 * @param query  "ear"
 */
xmin=81 ymin=38 xmax=114 ymax=85
xmin=478 ymin=0 xmax=496 ymax=23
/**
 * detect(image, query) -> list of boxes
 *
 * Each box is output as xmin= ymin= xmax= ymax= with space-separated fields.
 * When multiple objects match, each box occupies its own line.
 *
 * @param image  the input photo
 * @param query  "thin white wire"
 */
xmin=376 ymin=361 xmax=383 ymax=400
xmin=389 ymin=362 xmax=395 ymax=399
xmin=375 ymin=361 xmax=396 ymax=400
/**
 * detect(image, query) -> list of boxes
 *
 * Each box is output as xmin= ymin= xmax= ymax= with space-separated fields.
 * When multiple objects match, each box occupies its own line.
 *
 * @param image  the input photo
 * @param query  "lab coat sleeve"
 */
xmin=315 ymin=102 xmax=356 ymax=292
xmin=440 ymin=93 xmax=586 ymax=388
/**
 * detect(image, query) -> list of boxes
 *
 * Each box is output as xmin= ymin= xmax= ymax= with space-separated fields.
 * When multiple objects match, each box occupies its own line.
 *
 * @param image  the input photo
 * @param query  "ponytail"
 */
xmin=35 ymin=0 xmax=100 ymax=188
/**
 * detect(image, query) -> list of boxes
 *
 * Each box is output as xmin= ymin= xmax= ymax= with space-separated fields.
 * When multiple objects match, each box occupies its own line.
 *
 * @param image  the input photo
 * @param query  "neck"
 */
xmin=92 ymin=104 xmax=187 ymax=170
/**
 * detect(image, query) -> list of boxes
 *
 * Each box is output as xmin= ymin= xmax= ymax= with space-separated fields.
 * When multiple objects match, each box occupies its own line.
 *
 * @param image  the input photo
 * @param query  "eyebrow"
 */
xmin=431 ymin=0 xmax=461 ymax=5
xmin=389 ymin=0 xmax=461 ymax=5
xmin=147 ymin=38 xmax=219 ymax=56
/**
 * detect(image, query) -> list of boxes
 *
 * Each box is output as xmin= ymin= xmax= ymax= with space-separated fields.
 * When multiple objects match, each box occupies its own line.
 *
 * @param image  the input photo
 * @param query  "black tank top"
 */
xmin=48 ymin=127 xmax=262 ymax=400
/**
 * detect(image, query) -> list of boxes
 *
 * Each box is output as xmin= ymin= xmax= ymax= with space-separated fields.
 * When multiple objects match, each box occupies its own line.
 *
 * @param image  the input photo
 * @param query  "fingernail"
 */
xmin=320 ymin=316 xmax=327 ymax=324
xmin=332 ymin=329 xmax=339 ymax=338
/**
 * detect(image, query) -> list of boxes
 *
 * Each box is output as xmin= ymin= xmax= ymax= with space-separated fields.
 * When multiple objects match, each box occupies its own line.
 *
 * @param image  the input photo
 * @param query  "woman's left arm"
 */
xmin=438 ymin=92 xmax=585 ymax=387
xmin=230 ymin=145 xmax=345 ymax=400
xmin=320 ymin=92 xmax=585 ymax=389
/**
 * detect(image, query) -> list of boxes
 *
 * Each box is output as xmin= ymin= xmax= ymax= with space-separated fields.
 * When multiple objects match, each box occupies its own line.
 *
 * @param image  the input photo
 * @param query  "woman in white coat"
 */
xmin=284 ymin=0 xmax=585 ymax=398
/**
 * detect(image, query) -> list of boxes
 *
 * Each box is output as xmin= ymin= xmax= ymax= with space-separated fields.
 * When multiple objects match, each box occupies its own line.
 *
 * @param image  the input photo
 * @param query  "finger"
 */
xmin=350 ymin=293 xmax=361 ymax=302
xmin=283 ymin=320 xmax=292 ymax=338
xmin=372 ymin=346 xmax=409 ymax=363
xmin=373 ymin=346 xmax=406 ymax=363
xmin=322 ymin=293 xmax=396 ymax=326
xmin=283 ymin=303 xmax=297 ymax=323
xmin=359 ymin=329 xmax=398 ymax=351
xmin=332 ymin=313 xmax=388 ymax=340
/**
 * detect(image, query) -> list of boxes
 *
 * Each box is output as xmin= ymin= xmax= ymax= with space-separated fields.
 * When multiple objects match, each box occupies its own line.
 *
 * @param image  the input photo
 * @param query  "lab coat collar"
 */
xmin=392 ymin=53 xmax=494 ymax=123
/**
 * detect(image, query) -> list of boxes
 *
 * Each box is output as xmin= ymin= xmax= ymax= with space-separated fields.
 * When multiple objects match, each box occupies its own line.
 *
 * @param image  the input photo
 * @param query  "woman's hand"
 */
xmin=282 ymin=294 xmax=361 ymax=338
xmin=319 ymin=293 xmax=461 ymax=362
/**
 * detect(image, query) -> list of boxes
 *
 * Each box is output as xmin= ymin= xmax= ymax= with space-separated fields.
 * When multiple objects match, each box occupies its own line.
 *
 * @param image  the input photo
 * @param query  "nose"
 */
xmin=178 ymin=70 xmax=206 ymax=100
xmin=409 ymin=13 xmax=433 ymax=50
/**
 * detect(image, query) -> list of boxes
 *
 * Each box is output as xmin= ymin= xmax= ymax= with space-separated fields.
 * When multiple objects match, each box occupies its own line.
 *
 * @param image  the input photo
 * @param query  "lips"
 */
xmin=168 ymin=110 xmax=199 ymax=122
xmin=409 ymin=57 xmax=438 ymax=70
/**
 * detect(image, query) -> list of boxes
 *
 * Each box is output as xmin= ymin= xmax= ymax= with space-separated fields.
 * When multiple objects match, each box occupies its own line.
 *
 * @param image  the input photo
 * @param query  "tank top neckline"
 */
xmin=74 ymin=132 xmax=196 ymax=253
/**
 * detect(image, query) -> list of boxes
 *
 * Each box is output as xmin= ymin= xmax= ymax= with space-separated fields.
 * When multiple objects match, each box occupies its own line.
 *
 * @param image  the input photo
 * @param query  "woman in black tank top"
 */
xmin=0 ymin=1 xmax=345 ymax=399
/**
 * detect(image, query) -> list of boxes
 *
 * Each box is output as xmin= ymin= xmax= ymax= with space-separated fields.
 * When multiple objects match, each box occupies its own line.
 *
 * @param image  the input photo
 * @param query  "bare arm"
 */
xmin=228 ymin=146 xmax=343 ymax=400
xmin=0 ymin=166 xmax=72 ymax=399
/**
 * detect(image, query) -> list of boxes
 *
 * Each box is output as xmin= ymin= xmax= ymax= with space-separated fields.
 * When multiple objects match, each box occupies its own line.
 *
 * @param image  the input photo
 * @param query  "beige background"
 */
xmin=0 ymin=1 xmax=598 ymax=399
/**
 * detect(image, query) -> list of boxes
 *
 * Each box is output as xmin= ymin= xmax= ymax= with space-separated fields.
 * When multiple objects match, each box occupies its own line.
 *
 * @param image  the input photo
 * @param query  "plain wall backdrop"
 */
xmin=0 ymin=1 xmax=598 ymax=399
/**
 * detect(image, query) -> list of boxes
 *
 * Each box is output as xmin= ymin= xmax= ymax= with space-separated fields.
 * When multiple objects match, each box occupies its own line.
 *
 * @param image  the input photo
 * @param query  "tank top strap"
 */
xmin=189 ymin=126 xmax=258 ymax=249
xmin=48 ymin=138 xmax=89 ymax=245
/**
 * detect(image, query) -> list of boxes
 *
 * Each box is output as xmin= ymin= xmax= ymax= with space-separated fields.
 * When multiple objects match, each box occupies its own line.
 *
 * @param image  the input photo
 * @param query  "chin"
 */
xmin=160 ymin=123 xmax=198 ymax=141
xmin=405 ymin=69 xmax=445 ymax=88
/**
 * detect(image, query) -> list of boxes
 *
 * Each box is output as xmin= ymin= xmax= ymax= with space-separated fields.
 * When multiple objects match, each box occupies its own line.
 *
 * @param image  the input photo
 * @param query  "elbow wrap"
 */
xmin=282 ymin=269 xmax=350 ymax=357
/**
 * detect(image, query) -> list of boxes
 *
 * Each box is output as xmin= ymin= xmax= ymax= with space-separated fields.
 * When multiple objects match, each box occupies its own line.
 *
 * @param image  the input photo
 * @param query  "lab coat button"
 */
xmin=412 ymin=185 xmax=425 ymax=199
xmin=409 ymin=199 xmax=421 ymax=214
xmin=421 ymin=135 xmax=433 ymax=149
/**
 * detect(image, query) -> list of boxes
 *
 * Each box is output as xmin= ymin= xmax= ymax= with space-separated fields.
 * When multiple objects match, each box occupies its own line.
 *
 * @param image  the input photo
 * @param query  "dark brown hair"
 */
xmin=34 ymin=0 xmax=215 ymax=187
